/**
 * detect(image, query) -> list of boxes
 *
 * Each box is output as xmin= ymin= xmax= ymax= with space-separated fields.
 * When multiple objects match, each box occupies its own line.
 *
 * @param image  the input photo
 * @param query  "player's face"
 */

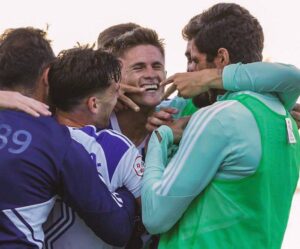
xmin=189 ymin=39 xmax=224 ymax=108
xmin=119 ymin=45 xmax=165 ymax=109
xmin=185 ymin=39 xmax=193 ymax=72
xmin=189 ymin=40 xmax=216 ymax=72
xmin=95 ymin=82 xmax=120 ymax=128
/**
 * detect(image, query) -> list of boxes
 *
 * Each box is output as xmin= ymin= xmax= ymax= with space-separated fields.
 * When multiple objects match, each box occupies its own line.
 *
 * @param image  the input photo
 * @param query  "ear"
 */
xmin=214 ymin=48 xmax=230 ymax=68
xmin=87 ymin=96 xmax=100 ymax=114
xmin=41 ymin=67 xmax=50 ymax=87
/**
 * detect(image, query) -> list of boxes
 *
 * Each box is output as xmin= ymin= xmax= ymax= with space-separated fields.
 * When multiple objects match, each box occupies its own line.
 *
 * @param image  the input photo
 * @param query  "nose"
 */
xmin=143 ymin=66 xmax=158 ymax=79
xmin=188 ymin=62 xmax=197 ymax=72
xmin=187 ymin=62 xmax=194 ymax=72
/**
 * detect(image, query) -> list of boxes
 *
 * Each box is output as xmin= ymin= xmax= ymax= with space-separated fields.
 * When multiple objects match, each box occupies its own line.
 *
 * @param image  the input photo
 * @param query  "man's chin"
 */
xmin=192 ymin=92 xmax=212 ymax=108
xmin=192 ymin=89 xmax=226 ymax=108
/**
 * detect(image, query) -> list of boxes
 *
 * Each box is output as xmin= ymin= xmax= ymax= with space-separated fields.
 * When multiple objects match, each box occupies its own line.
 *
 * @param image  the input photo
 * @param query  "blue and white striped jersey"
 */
xmin=0 ymin=111 xmax=135 ymax=249
xmin=44 ymin=125 xmax=143 ymax=249
xmin=109 ymin=112 xmax=148 ymax=160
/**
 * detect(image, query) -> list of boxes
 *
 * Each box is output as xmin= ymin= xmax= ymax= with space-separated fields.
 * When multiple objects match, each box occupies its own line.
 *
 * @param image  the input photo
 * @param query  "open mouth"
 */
xmin=143 ymin=84 xmax=159 ymax=91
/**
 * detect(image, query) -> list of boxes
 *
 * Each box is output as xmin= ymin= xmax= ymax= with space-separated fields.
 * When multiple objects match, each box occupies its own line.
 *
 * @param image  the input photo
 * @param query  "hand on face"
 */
xmin=160 ymin=69 xmax=223 ymax=100
xmin=119 ymin=45 xmax=166 ymax=108
xmin=114 ymin=84 xmax=145 ymax=112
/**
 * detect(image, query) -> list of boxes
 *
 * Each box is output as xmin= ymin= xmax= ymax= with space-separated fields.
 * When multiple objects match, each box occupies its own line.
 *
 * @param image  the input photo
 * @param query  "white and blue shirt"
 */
xmin=0 ymin=111 xmax=135 ymax=249
xmin=44 ymin=125 xmax=143 ymax=249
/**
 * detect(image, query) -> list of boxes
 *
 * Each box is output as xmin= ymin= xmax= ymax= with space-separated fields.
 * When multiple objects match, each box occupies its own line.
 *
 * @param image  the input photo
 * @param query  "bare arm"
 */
xmin=0 ymin=90 xmax=51 ymax=116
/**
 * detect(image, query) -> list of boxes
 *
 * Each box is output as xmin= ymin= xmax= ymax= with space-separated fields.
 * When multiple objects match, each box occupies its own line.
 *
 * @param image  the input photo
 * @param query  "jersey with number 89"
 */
xmin=0 ymin=110 xmax=135 ymax=249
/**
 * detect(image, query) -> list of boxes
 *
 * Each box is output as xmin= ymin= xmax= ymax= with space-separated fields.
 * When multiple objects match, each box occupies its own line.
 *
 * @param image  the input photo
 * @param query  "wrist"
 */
xmin=208 ymin=68 xmax=223 ymax=89
xmin=155 ymin=125 xmax=174 ymax=146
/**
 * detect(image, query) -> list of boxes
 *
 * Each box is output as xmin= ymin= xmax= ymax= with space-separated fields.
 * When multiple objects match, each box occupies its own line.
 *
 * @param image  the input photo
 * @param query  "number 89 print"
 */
xmin=0 ymin=124 xmax=32 ymax=154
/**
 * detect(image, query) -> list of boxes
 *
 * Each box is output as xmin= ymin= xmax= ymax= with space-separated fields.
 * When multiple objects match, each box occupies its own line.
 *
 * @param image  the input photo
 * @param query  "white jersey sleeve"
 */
xmin=68 ymin=126 xmax=143 ymax=197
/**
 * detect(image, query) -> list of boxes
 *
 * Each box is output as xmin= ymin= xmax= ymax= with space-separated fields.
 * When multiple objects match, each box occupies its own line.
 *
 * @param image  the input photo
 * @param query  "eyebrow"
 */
xmin=130 ymin=62 xmax=145 ymax=68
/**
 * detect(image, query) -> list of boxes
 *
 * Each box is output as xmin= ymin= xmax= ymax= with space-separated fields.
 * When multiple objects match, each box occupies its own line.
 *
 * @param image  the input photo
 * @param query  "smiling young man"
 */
xmin=107 ymin=27 xmax=166 ymax=160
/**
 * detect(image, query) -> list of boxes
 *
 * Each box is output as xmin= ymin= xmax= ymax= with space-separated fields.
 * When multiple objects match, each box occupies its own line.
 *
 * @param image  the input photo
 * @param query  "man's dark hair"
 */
xmin=193 ymin=3 xmax=264 ymax=63
xmin=111 ymin=27 xmax=165 ymax=58
xmin=0 ymin=27 xmax=55 ymax=91
xmin=182 ymin=13 xmax=202 ymax=41
xmin=48 ymin=46 xmax=121 ymax=112
xmin=97 ymin=23 xmax=141 ymax=50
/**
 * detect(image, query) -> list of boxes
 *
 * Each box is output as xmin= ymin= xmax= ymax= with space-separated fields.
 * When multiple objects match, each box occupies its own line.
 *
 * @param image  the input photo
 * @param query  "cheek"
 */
xmin=196 ymin=62 xmax=207 ymax=71
xmin=157 ymin=70 xmax=166 ymax=81
xmin=123 ymin=73 xmax=139 ymax=86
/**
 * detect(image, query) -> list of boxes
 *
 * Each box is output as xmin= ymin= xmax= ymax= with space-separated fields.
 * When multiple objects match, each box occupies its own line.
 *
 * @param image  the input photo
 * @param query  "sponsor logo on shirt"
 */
xmin=133 ymin=155 xmax=144 ymax=177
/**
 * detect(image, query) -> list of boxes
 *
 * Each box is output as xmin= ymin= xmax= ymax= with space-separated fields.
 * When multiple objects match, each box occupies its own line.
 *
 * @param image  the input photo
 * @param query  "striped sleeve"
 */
xmin=142 ymin=101 xmax=236 ymax=234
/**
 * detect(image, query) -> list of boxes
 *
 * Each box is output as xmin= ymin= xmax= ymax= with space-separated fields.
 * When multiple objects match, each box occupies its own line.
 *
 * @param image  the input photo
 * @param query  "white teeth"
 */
xmin=144 ymin=84 xmax=158 ymax=91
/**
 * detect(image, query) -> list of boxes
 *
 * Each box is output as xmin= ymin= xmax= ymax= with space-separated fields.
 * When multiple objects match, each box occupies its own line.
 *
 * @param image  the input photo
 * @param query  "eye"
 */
xmin=192 ymin=58 xmax=199 ymax=64
xmin=132 ymin=64 xmax=144 ymax=71
xmin=153 ymin=63 xmax=164 ymax=70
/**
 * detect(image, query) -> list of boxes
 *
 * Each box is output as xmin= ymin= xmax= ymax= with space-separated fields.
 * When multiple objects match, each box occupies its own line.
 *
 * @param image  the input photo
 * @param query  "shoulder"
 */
xmin=188 ymin=100 xmax=254 ymax=137
xmin=69 ymin=125 xmax=136 ymax=156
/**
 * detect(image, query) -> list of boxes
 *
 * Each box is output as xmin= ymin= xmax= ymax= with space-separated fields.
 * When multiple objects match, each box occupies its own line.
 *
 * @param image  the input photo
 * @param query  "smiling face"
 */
xmin=119 ymin=44 xmax=165 ymax=108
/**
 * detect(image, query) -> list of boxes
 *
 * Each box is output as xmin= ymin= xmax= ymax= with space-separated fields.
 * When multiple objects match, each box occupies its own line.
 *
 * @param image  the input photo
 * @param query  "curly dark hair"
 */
xmin=97 ymin=23 xmax=141 ymax=50
xmin=192 ymin=3 xmax=264 ymax=63
xmin=48 ymin=46 xmax=121 ymax=112
xmin=0 ymin=27 xmax=55 ymax=91
xmin=110 ymin=27 xmax=165 ymax=58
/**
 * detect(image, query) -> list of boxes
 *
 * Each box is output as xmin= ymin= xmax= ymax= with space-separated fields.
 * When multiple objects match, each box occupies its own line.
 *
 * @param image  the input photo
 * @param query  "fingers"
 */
xmin=163 ymin=84 xmax=177 ymax=100
xmin=21 ymin=96 xmax=51 ymax=116
xmin=146 ymin=116 xmax=173 ymax=132
xmin=120 ymin=84 xmax=145 ymax=94
xmin=118 ymin=94 xmax=140 ymax=112
xmin=145 ymin=108 xmax=177 ymax=132
xmin=160 ymin=74 xmax=175 ymax=87
xmin=0 ymin=91 xmax=52 ymax=117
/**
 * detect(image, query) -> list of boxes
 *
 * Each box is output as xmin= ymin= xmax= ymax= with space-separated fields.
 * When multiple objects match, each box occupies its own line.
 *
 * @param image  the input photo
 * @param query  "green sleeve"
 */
xmin=223 ymin=62 xmax=300 ymax=110
xmin=141 ymin=125 xmax=195 ymax=234
xmin=141 ymin=102 xmax=235 ymax=234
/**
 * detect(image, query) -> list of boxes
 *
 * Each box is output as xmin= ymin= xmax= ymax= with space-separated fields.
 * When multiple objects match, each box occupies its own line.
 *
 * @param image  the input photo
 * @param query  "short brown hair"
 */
xmin=110 ymin=27 xmax=165 ymax=58
xmin=97 ymin=23 xmax=141 ymax=50
xmin=0 ymin=27 xmax=55 ymax=91
xmin=48 ymin=46 xmax=121 ymax=112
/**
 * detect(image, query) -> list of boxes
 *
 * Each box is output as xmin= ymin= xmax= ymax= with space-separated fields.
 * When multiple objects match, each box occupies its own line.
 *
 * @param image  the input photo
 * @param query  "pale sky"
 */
xmin=1 ymin=0 xmax=300 ymax=76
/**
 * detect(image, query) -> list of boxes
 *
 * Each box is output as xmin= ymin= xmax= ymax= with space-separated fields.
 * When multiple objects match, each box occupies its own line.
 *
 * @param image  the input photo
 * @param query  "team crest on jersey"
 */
xmin=133 ymin=156 xmax=144 ymax=177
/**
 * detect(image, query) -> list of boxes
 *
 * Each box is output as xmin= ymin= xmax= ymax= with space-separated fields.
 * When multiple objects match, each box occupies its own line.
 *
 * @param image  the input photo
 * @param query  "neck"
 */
xmin=55 ymin=109 xmax=90 ymax=128
xmin=116 ymin=107 xmax=154 ymax=146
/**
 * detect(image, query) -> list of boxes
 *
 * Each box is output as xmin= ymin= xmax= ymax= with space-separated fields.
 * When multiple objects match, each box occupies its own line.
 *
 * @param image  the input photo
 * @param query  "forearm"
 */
xmin=223 ymin=62 xmax=300 ymax=110
xmin=142 ymin=108 xmax=233 ymax=234
xmin=62 ymin=141 xmax=136 ymax=246
xmin=141 ymin=126 xmax=193 ymax=234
